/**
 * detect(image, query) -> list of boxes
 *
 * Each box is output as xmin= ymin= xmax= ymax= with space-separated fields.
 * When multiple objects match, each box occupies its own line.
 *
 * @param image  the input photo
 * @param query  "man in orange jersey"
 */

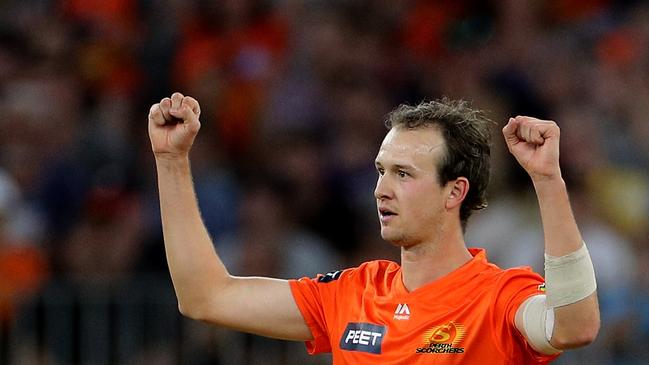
xmin=149 ymin=92 xmax=599 ymax=364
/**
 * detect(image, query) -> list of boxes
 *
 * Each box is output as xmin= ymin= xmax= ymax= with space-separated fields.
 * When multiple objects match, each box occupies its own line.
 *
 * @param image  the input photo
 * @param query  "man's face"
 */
xmin=374 ymin=126 xmax=449 ymax=246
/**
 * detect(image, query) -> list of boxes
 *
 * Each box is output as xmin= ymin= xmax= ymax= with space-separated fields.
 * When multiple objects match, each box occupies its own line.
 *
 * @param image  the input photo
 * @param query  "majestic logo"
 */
xmin=416 ymin=321 xmax=467 ymax=354
xmin=393 ymin=303 xmax=411 ymax=320
xmin=318 ymin=270 xmax=342 ymax=283
xmin=339 ymin=323 xmax=387 ymax=354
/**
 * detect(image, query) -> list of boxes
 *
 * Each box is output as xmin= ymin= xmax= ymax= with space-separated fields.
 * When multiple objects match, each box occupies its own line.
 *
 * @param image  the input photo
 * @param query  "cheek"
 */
xmin=400 ymin=183 xmax=444 ymax=218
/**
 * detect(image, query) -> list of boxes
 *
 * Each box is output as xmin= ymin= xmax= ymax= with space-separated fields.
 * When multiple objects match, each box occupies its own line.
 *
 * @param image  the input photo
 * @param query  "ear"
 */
xmin=445 ymin=177 xmax=469 ymax=210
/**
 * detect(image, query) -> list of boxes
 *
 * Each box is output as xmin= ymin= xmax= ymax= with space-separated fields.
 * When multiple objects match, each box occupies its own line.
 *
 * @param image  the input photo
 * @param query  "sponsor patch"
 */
xmin=339 ymin=322 xmax=387 ymax=354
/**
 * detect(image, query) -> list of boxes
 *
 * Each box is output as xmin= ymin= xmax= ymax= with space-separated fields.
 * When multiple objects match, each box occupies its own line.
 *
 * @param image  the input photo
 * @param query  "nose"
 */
xmin=374 ymin=174 xmax=392 ymax=200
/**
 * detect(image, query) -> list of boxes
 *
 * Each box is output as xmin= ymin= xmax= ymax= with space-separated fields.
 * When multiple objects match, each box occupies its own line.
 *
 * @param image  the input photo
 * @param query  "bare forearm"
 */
xmin=155 ymin=156 xmax=230 ymax=313
xmin=532 ymin=177 xmax=582 ymax=256
xmin=147 ymin=94 xmax=311 ymax=339
xmin=533 ymin=176 xmax=599 ymax=348
xmin=504 ymin=117 xmax=599 ymax=349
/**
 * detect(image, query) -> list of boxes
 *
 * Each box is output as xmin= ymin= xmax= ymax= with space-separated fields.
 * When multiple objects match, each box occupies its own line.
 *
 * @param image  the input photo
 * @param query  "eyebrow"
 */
xmin=374 ymin=161 xmax=415 ymax=171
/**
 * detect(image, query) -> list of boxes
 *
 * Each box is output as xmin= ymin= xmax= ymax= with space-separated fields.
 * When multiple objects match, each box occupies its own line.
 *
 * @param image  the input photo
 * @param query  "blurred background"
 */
xmin=0 ymin=0 xmax=647 ymax=364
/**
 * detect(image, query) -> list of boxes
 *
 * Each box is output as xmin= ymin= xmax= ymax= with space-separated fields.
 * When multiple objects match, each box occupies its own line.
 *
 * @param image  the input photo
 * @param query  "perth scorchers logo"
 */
xmin=416 ymin=321 xmax=467 ymax=354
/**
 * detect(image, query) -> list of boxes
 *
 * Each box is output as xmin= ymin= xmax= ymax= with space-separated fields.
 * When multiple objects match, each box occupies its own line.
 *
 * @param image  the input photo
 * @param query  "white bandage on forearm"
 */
xmin=520 ymin=295 xmax=561 ymax=354
xmin=544 ymin=243 xmax=597 ymax=308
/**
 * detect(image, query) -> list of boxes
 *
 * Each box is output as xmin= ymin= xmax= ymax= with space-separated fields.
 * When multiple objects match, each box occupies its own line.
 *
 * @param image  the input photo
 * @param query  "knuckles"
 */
xmin=154 ymin=93 xmax=202 ymax=121
xmin=149 ymin=103 xmax=159 ymax=116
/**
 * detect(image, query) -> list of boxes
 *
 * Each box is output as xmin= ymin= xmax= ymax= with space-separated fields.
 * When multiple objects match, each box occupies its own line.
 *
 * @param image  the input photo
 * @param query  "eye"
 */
xmin=398 ymin=170 xmax=409 ymax=178
xmin=376 ymin=167 xmax=385 ymax=176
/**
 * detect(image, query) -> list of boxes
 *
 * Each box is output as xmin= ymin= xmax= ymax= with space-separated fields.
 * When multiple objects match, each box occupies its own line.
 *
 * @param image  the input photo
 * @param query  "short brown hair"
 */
xmin=385 ymin=98 xmax=493 ymax=229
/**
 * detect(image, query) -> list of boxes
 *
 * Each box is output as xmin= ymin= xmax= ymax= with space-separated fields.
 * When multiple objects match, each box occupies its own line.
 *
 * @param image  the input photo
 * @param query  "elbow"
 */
xmin=178 ymin=301 xmax=217 ymax=323
xmin=176 ymin=277 xmax=234 ymax=322
xmin=553 ymin=334 xmax=597 ymax=350
xmin=178 ymin=301 xmax=201 ymax=320
xmin=177 ymin=298 xmax=216 ymax=322
xmin=551 ymin=295 xmax=601 ymax=350
xmin=552 ymin=318 xmax=600 ymax=350
xmin=178 ymin=302 xmax=191 ymax=318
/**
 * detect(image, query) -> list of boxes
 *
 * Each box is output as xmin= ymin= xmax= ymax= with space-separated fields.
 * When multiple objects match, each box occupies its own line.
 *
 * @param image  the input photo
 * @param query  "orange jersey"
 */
xmin=289 ymin=248 xmax=558 ymax=364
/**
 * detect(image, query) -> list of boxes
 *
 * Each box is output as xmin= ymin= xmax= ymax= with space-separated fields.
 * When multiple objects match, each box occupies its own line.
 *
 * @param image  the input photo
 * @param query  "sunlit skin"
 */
xmin=149 ymin=91 xmax=599 ymax=349
xmin=374 ymin=126 xmax=473 ymax=290
xmin=374 ymin=126 xmax=447 ymax=246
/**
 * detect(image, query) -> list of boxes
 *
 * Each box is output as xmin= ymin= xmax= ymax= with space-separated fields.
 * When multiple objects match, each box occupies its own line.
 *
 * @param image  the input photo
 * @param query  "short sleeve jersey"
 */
xmin=289 ymin=248 xmax=558 ymax=364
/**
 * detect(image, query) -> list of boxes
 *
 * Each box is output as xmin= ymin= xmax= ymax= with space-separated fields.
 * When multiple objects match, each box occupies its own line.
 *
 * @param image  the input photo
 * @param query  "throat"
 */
xmin=400 ymin=242 xmax=472 ymax=292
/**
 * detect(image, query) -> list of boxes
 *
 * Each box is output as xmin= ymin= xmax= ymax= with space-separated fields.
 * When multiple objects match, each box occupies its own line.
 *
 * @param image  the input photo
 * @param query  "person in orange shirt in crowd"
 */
xmin=148 ymin=92 xmax=599 ymax=364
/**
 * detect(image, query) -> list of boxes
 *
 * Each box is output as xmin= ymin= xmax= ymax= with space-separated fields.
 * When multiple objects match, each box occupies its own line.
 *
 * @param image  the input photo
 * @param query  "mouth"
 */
xmin=378 ymin=207 xmax=397 ymax=222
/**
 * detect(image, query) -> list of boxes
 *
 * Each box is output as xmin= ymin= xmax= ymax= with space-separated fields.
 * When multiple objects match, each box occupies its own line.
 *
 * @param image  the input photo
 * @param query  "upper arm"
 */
xmin=514 ymin=295 xmax=560 ymax=355
xmin=514 ymin=292 xmax=600 ymax=353
xmin=192 ymin=275 xmax=313 ymax=341
xmin=490 ymin=269 xmax=560 ymax=360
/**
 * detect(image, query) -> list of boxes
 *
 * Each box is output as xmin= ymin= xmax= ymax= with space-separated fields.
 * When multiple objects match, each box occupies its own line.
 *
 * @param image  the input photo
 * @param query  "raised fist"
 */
xmin=148 ymin=92 xmax=201 ymax=159
xmin=502 ymin=116 xmax=562 ymax=182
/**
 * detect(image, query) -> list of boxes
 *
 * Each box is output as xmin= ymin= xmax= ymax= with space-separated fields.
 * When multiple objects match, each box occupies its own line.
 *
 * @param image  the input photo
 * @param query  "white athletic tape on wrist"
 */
xmin=521 ymin=295 xmax=561 ymax=355
xmin=544 ymin=243 xmax=597 ymax=308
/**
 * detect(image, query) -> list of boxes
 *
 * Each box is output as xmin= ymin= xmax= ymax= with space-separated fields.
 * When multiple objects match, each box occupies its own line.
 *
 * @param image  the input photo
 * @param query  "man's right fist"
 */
xmin=148 ymin=92 xmax=201 ymax=159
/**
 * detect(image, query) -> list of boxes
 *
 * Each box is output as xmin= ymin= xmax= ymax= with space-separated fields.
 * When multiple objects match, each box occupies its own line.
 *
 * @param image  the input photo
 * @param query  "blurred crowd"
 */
xmin=0 ymin=0 xmax=647 ymax=364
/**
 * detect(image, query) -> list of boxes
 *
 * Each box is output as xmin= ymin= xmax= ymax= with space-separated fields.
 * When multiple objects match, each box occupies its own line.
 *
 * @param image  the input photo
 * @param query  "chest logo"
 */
xmin=339 ymin=322 xmax=387 ymax=354
xmin=393 ymin=303 xmax=411 ymax=320
xmin=416 ymin=321 xmax=466 ymax=354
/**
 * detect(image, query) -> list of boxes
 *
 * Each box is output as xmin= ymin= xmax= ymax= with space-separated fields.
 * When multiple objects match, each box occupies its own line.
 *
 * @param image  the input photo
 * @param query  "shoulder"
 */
xmin=489 ymin=266 xmax=546 ymax=318
xmin=289 ymin=260 xmax=400 ymax=306
xmin=316 ymin=260 xmax=399 ymax=285
xmin=473 ymin=251 xmax=544 ymax=290
xmin=352 ymin=259 xmax=400 ymax=276
xmin=464 ymin=257 xmax=545 ymax=311
xmin=292 ymin=260 xmax=400 ymax=297
xmin=495 ymin=266 xmax=545 ymax=289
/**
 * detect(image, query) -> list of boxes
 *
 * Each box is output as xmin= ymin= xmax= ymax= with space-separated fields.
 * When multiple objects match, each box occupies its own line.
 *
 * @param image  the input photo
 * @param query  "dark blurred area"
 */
xmin=0 ymin=0 xmax=647 ymax=364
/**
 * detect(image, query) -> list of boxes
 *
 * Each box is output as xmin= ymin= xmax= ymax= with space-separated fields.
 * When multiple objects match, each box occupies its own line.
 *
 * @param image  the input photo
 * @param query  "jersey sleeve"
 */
xmin=490 ymin=267 xmax=559 ymax=363
xmin=289 ymin=270 xmax=345 ymax=354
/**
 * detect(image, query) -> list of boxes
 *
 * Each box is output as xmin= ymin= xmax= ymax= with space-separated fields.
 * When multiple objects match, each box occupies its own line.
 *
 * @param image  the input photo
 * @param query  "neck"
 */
xmin=399 ymin=225 xmax=471 ymax=292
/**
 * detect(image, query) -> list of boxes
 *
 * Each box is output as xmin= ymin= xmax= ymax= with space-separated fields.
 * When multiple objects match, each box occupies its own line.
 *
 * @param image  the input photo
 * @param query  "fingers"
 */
xmin=151 ymin=92 xmax=201 ymax=125
xmin=182 ymin=96 xmax=201 ymax=116
xmin=170 ymin=92 xmax=184 ymax=113
xmin=503 ymin=116 xmax=558 ymax=146
xmin=148 ymin=103 xmax=165 ymax=126
xmin=169 ymin=92 xmax=200 ymax=121
xmin=502 ymin=117 xmax=519 ymax=140
xmin=160 ymin=97 xmax=173 ymax=122
xmin=180 ymin=96 xmax=202 ymax=134
xmin=516 ymin=118 xmax=545 ymax=145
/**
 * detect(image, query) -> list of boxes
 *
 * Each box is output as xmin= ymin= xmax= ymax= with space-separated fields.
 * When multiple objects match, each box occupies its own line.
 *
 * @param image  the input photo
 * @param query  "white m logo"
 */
xmin=394 ymin=303 xmax=410 ymax=320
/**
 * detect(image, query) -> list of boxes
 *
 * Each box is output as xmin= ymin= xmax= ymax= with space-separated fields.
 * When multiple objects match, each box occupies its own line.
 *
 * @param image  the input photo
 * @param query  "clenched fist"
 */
xmin=148 ymin=92 xmax=201 ymax=159
xmin=502 ymin=116 xmax=562 ymax=182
